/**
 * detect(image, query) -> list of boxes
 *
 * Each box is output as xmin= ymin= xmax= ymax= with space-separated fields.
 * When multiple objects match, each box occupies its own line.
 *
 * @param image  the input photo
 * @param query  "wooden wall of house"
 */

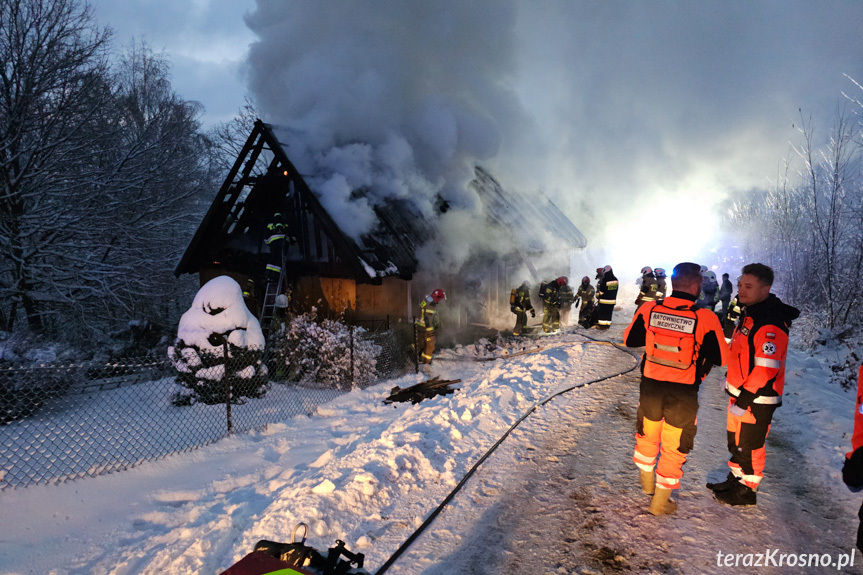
xmin=292 ymin=276 xmax=356 ymax=319
xmin=356 ymin=277 xmax=410 ymax=323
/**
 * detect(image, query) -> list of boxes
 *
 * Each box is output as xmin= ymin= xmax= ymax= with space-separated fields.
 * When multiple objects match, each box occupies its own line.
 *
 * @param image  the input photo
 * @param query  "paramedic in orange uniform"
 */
xmin=624 ymin=262 xmax=729 ymax=515
xmin=843 ymin=366 xmax=863 ymax=551
xmin=707 ymin=263 xmax=799 ymax=506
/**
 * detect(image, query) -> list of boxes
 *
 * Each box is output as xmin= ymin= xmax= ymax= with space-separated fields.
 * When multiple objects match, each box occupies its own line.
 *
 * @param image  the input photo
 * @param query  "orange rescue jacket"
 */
xmin=624 ymin=294 xmax=728 ymax=385
xmin=725 ymin=293 xmax=799 ymax=409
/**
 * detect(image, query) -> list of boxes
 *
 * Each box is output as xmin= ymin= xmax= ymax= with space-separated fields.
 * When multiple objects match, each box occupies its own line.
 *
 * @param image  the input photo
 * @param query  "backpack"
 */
xmin=643 ymin=303 xmax=700 ymax=384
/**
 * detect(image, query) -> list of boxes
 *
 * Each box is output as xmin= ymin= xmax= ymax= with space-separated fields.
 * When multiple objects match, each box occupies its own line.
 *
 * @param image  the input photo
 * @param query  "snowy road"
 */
xmin=388 ymin=323 xmax=862 ymax=575
xmin=2 ymin=308 xmax=862 ymax=574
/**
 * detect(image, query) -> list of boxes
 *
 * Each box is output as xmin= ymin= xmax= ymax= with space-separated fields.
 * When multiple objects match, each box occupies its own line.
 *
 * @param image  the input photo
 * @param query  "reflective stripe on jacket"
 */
xmin=597 ymin=271 xmax=618 ymax=305
xmin=624 ymin=293 xmax=728 ymax=385
xmin=416 ymin=296 xmax=438 ymax=329
xmin=726 ymin=314 xmax=787 ymax=405
xmin=725 ymin=294 xmax=799 ymax=409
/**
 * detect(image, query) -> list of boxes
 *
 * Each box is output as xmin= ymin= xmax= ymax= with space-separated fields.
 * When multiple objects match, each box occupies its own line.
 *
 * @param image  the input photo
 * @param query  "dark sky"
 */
xmin=92 ymin=0 xmax=863 ymax=274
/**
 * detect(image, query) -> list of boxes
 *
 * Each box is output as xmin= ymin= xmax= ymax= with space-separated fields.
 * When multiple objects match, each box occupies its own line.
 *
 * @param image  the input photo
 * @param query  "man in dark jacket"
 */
xmin=510 ymin=281 xmax=535 ymax=336
xmin=707 ymin=263 xmax=800 ymax=506
xmin=718 ymin=272 xmax=734 ymax=321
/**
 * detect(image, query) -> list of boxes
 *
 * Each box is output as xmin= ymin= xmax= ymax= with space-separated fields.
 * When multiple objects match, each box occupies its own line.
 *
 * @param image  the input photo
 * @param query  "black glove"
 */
xmin=530 ymin=309 xmax=536 ymax=318
xmin=844 ymin=447 xmax=863 ymax=491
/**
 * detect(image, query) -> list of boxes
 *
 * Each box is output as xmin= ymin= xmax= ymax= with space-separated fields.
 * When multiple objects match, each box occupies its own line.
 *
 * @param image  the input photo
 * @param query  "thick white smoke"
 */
xmin=244 ymin=0 xmax=531 ymax=270
xmin=243 ymin=0 xmax=863 ymax=278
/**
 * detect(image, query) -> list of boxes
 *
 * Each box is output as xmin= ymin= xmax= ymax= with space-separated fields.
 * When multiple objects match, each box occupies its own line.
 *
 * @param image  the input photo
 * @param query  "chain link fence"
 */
xmin=0 ymin=325 xmax=417 ymax=490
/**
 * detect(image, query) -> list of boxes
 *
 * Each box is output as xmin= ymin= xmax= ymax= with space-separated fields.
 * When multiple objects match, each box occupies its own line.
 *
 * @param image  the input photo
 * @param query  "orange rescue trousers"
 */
xmin=726 ymin=399 xmax=777 ymax=489
xmin=633 ymin=379 xmax=698 ymax=490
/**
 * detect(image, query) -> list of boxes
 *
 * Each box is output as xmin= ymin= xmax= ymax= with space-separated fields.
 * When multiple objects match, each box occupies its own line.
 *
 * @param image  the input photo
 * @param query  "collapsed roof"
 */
xmin=175 ymin=120 xmax=586 ymax=283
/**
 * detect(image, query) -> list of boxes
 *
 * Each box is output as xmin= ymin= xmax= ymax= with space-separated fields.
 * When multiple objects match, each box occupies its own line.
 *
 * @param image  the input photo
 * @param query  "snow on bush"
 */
xmin=270 ymin=308 xmax=380 ymax=388
xmin=167 ymin=276 xmax=269 ymax=405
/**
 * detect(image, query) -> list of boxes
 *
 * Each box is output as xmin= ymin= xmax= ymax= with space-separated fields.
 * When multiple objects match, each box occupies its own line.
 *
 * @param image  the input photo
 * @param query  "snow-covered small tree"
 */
xmin=271 ymin=308 xmax=380 ymax=388
xmin=168 ymin=276 xmax=268 ymax=405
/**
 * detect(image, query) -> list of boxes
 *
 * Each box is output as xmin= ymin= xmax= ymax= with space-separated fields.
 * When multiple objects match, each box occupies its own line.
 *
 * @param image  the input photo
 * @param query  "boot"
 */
xmin=639 ymin=470 xmax=655 ymax=495
xmin=706 ymin=472 xmax=740 ymax=493
xmin=647 ymin=487 xmax=677 ymax=515
xmin=713 ymin=479 xmax=757 ymax=506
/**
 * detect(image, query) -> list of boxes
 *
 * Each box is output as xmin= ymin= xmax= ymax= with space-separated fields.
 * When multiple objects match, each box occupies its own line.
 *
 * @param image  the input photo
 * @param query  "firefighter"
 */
xmin=842 ymin=365 xmax=863 ymax=551
xmin=654 ymin=268 xmax=668 ymax=302
xmin=264 ymin=212 xmax=295 ymax=282
xmin=510 ymin=281 xmax=535 ymax=336
xmin=575 ymin=276 xmax=596 ymax=328
xmin=416 ymin=289 xmax=446 ymax=364
xmin=269 ymin=293 xmax=290 ymax=335
xmin=634 ymin=266 xmax=660 ymax=312
xmin=697 ymin=269 xmax=719 ymax=311
xmin=624 ymin=262 xmax=729 ymax=515
xmin=594 ymin=265 xmax=618 ymax=330
xmin=723 ymin=290 xmax=742 ymax=341
xmin=707 ymin=263 xmax=800 ymax=506
xmin=558 ymin=278 xmax=575 ymax=327
xmin=541 ymin=277 xmax=567 ymax=333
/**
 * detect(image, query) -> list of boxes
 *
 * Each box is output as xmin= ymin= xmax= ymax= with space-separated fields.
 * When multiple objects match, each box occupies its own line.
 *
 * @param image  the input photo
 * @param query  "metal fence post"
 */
xmin=222 ymin=337 xmax=232 ymax=434
xmin=349 ymin=324 xmax=355 ymax=388
xmin=413 ymin=316 xmax=420 ymax=374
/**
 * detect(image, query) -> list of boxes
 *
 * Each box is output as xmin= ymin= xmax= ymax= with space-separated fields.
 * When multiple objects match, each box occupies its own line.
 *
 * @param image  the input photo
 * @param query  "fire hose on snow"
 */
xmin=372 ymin=332 xmax=641 ymax=575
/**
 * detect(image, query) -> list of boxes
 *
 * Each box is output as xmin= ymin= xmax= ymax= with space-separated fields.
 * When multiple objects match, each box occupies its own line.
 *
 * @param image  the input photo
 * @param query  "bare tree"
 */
xmin=0 ymin=1 xmax=213 ymax=343
xmin=207 ymin=98 xmax=261 ymax=174
xmin=792 ymin=107 xmax=862 ymax=328
xmin=0 ymin=0 xmax=113 ymax=332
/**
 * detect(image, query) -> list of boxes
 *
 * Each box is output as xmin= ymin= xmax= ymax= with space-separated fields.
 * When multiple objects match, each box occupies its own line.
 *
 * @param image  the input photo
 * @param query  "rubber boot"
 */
xmin=706 ymin=472 xmax=739 ymax=493
xmin=713 ymin=479 xmax=757 ymax=506
xmin=647 ymin=487 xmax=677 ymax=516
xmin=639 ymin=470 xmax=655 ymax=495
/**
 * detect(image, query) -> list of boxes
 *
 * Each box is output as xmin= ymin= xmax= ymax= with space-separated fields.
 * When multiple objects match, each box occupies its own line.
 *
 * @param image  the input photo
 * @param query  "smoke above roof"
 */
xmin=243 ymin=0 xmax=863 ymax=276
xmin=243 ymin=1 xmax=542 ymax=272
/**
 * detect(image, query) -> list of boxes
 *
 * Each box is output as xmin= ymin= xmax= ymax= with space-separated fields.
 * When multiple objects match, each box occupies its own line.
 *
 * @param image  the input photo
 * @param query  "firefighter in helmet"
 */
xmin=558 ymin=277 xmax=575 ymax=327
xmin=510 ymin=281 xmax=535 ymax=336
xmin=541 ymin=277 xmax=567 ymax=333
xmin=654 ymin=267 xmax=668 ymax=302
xmin=594 ymin=265 xmax=619 ymax=330
xmin=635 ymin=266 xmax=660 ymax=312
xmin=264 ymin=212 xmax=295 ymax=282
xmin=416 ymin=289 xmax=446 ymax=364
xmin=576 ymin=276 xmax=596 ymax=328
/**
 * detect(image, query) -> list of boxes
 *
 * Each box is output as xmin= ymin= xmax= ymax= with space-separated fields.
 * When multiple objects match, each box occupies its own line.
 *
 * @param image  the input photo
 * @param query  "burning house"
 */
xmin=174 ymin=120 xmax=586 ymax=337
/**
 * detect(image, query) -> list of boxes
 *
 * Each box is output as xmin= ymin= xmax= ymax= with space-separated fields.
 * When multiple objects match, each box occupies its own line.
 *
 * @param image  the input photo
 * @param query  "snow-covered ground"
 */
xmin=1 ymin=297 xmax=862 ymax=574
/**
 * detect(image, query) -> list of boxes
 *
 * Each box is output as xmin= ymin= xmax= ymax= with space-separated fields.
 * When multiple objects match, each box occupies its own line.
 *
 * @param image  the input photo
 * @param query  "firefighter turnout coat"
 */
xmin=723 ymin=293 xmax=799 ymax=489
xmin=635 ymin=271 xmax=660 ymax=310
xmin=510 ymin=283 xmax=534 ymax=336
xmin=416 ymin=296 xmax=440 ymax=364
xmin=624 ymin=291 xmax=729 ymax=490
xmin=595 ymin=269 xmax=619 ymax=328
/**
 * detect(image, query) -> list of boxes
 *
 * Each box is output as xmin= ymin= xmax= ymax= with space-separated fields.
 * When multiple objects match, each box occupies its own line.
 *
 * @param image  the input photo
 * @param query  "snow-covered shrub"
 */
xmin=270 ymin=308 xmax=380 ymax=388
xmin=167 ymin=276 xmax=269 ymax=405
